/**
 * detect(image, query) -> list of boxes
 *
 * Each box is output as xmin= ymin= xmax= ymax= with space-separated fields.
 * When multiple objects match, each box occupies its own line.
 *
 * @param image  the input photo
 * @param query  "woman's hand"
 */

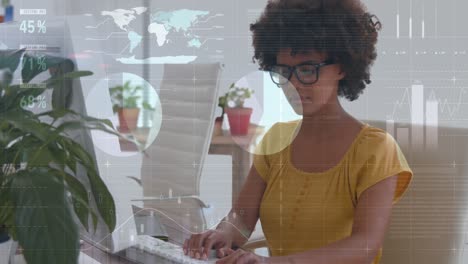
xmin=183 ymin=229 xmax=233 ymax=260
xmin=216 ymin=248 xmax=269 ymax=264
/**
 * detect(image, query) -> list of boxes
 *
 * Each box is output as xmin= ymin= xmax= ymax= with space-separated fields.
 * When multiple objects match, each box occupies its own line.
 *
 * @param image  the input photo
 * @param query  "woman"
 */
xmin=184 ymin=0 xmax=413 ymax=263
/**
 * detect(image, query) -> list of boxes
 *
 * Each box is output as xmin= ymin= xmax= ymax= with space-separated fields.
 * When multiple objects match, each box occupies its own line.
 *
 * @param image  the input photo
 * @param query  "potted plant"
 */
xmin=224 ymin=82 xmax=255 ymax=135
xmin=109 ymin=82 xmax=154 ymax=133
xmin=213 ymin=94 xmax=227 ymax=137
xmin=0 ymin=50 xmax=123 ymax=264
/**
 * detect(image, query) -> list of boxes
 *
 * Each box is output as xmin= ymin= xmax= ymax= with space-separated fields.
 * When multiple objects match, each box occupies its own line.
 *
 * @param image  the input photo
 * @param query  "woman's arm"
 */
xmin=185 ymin=165 xmax=267 ymax=260
xmin=216 ymin=164 xmax=267 ymax=247
xmin=268 ymin=175 xmax=398 ymax=264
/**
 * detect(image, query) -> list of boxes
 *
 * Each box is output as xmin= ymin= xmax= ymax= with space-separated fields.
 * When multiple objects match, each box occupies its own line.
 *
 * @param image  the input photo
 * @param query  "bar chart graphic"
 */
xmin=387 ymin=82 xmax=441 ymax=152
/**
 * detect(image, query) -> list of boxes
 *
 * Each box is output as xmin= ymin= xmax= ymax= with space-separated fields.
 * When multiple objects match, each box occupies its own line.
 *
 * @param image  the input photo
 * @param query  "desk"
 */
xmin=81 ymin=239 xmax=193 ymax=264
xmin=81 ymin=239 xmax=220 ymax=264
xmin=119 ymin=124 xmax=264 ymax=207
xmin=81 ymin=240 xmax=178 ymax=264
xmin=81 ymin=240 xmax=132 ymax=264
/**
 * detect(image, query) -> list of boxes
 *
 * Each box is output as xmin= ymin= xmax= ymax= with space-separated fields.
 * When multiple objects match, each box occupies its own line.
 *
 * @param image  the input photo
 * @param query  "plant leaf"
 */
xmin=0 ymin=49 xmax=25 ymax=73
xmin=49 ymin=71 xmax=93 ymax=82
xmin=61 ymin=138 xmax=116 ymax=231
xmin=21 ymin=54 xmax=71 ymax=84
xmin=10 ymin=168 xmax=79 ymax=264
xmin=49 ymin=59 xmax=75 ymax=109
xmin=52 ymin=168 xmax=95 ymax=232
xmin=4 ymin=110 xmax=51 ymax=142
xmin=0 ymin=176 xmax=13 ymax=225
xmin=42 ymin=108 xmax=115 ymax=129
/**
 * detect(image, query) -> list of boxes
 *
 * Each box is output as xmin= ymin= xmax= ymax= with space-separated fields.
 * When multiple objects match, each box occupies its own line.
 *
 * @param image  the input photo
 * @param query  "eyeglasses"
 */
xmin=268 ymin=59 xmax=335 ymax=87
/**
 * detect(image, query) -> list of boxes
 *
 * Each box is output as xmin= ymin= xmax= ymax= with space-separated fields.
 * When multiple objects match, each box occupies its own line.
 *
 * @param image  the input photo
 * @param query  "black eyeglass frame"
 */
xmin=268 ymin=59 xmax=336 ymax=86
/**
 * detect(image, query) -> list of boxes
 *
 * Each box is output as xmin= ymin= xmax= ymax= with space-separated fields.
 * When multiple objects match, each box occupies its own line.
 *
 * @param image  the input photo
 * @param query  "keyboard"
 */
xmin=135 ymin=235 xmax=218 ymax=264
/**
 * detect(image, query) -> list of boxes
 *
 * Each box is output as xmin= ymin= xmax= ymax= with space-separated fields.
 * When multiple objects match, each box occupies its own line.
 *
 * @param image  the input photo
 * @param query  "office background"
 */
xmin=4 ymin=0 xmax=468 ymax=238
xmin=4 ymin=0 xmax=468 ymax=127
xmin=2 ymin=0 xmax=468 ymax=262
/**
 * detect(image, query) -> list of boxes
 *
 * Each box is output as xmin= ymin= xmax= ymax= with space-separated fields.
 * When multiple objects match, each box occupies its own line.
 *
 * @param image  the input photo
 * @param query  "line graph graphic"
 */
xmin=387 ymin=82 xmax=468 ymax=151
xmin=197 ymin=13 xmax=225 ymax=23
xmin=80 ymin=207 xmax=249 ymax=251
xmin=85 ymin=17 xmax=111 ymax=29
xmin=85 ymin=32 xmax=128 ymax=41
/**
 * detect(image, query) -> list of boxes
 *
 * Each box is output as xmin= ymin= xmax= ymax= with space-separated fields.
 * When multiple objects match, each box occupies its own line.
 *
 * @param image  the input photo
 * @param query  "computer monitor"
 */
xmin=65 ymin=14 xmax=217 ymax=256
xmin=63 ymin=16 xmax=147 ymax=253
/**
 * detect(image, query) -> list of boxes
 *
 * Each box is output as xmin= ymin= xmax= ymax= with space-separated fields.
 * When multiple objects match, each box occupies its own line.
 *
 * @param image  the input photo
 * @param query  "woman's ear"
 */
xmin=337 ymin=64 xmax=346 ymax=80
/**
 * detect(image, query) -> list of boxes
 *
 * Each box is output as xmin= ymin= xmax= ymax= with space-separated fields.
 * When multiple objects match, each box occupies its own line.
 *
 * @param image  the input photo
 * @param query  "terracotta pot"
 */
xmin=118 ymin=108 xmax=140 ymax=133
xmin=225 ymin=107 xmax=252 ymax=135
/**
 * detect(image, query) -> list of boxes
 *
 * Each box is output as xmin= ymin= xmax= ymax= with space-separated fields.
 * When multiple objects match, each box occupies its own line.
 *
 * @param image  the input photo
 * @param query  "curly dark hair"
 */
xmin=250 ymin=0 xmax=382 ymax=101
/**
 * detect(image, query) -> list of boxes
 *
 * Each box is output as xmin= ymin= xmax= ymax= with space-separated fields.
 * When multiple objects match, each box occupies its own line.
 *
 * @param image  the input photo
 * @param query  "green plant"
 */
xmin=109 ymin=81 xmax=154 ymax=114
xmin=0 ymin=50 xmax=124 ymax=264
xmin=225 ymin=82 xmax=255 ymax=108
xmin=217 ymin=93 xmax=227 ymax=118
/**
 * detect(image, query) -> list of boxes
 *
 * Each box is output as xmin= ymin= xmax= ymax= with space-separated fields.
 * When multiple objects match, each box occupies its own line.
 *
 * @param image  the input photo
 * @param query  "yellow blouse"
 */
xmin=253 ymin=120 xmax=413 ymax=263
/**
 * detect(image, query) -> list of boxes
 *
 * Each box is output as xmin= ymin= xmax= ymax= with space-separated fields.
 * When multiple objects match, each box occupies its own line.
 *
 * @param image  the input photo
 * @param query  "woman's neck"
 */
xmin=298 ymin=101 xmax=355 ymax=141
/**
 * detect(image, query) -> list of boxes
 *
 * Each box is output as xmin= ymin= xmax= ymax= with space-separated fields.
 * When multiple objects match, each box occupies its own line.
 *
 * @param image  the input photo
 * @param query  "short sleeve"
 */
xmin=252 ymin=123 xmax=276 ymax=183
xmin=253 ymin=149 xmax=270 ymax=183
xmin=253 ymin=132 xmax=270 ymax=182
xmin=354 ymin=131 xmax=413 ymax=205
xmin=252 ymin=121 xmax=298 ymax=183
